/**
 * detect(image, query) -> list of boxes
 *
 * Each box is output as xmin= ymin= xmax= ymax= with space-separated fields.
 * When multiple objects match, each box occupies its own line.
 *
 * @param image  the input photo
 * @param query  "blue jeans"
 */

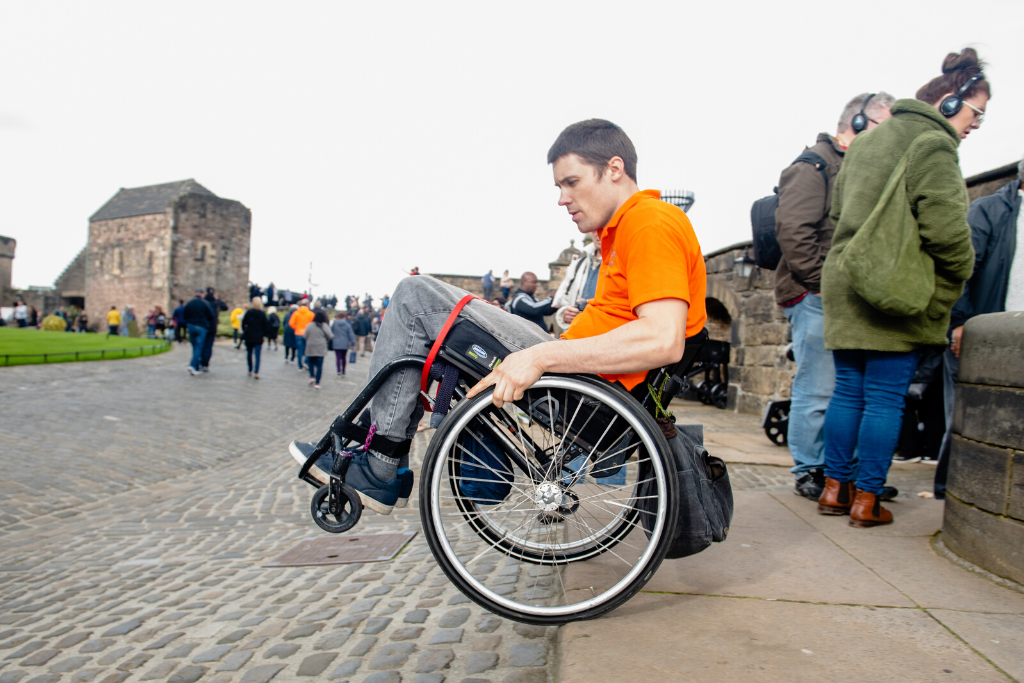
xmin=824 ymin=349 xmax=920 ymax=494
xmin=307 ymin=356 xmax=324 ymax=384
xmin=246 ymin=343 xmax=262 ymax=374
xmin=201 ymin=325 xmax=215 ymax=367
xmin=782 ymin=294 xmax=835 ymax=474
xmin=187 ymin=324 xmax=207 ymax=370
xmin=296 ymin=336 xmax=306 ymax=370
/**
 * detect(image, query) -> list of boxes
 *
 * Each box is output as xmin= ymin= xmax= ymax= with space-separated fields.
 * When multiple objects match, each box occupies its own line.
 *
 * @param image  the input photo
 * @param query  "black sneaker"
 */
xmin=395 ymin=468 xmax=414 ymax=509
xmin=794 ymin=468 xmax=825 ymax=500
xmin=289 ymin=441 xmax=400 ymax=515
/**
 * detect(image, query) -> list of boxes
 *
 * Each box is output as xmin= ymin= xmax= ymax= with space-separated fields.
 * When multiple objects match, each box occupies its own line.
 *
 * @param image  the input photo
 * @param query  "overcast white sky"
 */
xmin=2 ymin=1 xmax=1021 ymax=302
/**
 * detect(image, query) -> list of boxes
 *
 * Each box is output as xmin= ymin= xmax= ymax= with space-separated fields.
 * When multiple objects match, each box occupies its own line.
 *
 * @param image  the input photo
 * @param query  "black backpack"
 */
xmin=750 ymin=150 xmax=830 ymax=270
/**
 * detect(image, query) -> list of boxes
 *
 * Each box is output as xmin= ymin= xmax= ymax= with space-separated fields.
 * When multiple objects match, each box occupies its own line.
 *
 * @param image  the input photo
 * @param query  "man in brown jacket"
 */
xmin=775 ymin=92 xmax=894 ymax=499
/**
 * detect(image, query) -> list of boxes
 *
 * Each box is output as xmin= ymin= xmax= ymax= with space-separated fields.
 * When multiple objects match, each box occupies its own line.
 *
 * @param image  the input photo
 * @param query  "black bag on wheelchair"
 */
xmin=639 ymin=423 xmax=734 ymax=559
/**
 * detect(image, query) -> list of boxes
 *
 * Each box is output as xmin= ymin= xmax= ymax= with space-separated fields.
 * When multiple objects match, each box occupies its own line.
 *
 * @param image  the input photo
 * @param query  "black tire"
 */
xmin=311 ymin=483 xmax=362 ymax=533
xmin=419 ymin=375 xmax=679 ymax=625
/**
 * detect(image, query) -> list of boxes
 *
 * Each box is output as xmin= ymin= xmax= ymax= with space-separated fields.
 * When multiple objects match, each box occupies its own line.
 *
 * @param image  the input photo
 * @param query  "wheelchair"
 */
xmin=294 ymin=318 xmax=708 ymax=625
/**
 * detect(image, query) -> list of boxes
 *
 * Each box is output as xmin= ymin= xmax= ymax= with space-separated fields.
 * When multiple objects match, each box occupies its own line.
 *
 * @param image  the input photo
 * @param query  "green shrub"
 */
xmin=42 ymin=315 xmax=67 ymax=332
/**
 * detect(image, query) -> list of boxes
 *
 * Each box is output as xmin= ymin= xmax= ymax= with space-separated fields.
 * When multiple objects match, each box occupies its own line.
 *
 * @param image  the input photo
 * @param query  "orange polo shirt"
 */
xmin=563 ymin=189 xmax=707 ymax=390
xmin=289 ymin=306 xmax=315 ymax=335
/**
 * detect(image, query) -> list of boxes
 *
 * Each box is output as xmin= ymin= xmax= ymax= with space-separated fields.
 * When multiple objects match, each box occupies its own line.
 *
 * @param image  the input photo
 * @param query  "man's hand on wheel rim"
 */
xmin=466 ymin=348 xmax=546 ymax=408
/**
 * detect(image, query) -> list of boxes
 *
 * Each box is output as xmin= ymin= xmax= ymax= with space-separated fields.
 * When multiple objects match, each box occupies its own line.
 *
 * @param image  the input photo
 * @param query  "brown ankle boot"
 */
xmin=817 ymin=477 xmax=856 ymax=515
xmin=849 ymin=489 xmax=894 ymax=528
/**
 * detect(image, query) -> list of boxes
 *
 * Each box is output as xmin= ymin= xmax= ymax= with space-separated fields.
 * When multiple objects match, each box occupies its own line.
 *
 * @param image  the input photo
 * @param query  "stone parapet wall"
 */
xmin=0 ymin=235 xmax=15 ymax=308
xmin=943 ymin=312 xmax=1024 ymax=585
xmin=704 ymin=243 xmax=794 ymax=415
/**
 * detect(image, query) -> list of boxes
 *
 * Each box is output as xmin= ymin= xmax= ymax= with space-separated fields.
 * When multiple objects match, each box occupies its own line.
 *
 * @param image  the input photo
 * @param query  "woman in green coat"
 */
xmin=818 ymin=49 xmax=989 ymax=527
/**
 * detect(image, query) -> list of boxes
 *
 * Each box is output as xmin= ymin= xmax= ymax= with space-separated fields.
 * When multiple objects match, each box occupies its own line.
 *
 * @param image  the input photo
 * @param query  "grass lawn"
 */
xmin=0 ymin=327 xmax=170 ymax=366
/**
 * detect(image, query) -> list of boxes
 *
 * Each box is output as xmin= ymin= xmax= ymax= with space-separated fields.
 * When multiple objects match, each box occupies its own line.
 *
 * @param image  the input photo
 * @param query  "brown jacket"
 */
xmin=773 ymin=133 xmax=845 ymax=304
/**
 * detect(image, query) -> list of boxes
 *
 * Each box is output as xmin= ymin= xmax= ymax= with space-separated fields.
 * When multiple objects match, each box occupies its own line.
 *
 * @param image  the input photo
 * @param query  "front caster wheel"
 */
xmin=311 ymin=483 xmax=362 ymax=533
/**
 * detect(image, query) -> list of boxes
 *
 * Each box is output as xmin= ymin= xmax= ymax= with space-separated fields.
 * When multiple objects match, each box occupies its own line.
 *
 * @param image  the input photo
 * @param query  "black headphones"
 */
xmin=850 ymin=93 xmax=876 ymax=135
xmin=939 ymin=72 xmax=985 ymax=118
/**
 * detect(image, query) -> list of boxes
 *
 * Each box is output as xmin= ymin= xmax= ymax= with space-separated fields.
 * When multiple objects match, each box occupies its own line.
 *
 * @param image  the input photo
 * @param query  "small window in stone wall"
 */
xmin=198 ymin=245 xmax=206 ymax=262
xmin=112 ymin=248 xmax=123 ymax=276
xmin=196 ymin=242 xmax=213 ymax=262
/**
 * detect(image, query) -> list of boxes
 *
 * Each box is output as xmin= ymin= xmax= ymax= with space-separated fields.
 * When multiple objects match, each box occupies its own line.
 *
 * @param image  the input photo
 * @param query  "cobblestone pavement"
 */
xmin=0 ymin=343 xmax=937 ymax=683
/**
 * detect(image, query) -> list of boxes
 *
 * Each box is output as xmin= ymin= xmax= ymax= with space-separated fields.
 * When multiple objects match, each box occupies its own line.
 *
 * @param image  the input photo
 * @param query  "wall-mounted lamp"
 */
xmin=734 ymin=247 xmax=756 ymax=279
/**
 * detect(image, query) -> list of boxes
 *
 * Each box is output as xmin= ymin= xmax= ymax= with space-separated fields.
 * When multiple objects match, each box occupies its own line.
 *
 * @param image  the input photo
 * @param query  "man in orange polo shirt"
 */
xmin=288 ymin=299 xmax=315 ymax=370
xmin=291 ymin=119 xmax=707 ymax=516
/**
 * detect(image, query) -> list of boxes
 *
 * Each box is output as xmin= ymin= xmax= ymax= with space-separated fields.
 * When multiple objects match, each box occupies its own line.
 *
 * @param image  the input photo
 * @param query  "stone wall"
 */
xmin=54 ymin=248 xmax=86 ymax=306
xmin=86 ymin=212 xmax=173 ymax=321
xmin=704 ymin=242 xmax=794 ymax=415
xmin=965 ymin=161 xmax=1019 ymax=203
xmin=428 ymin=274 xmax=551 ymax=301
xmin=0 ymin=235 xmax=14 ymax=307
xmin=168 ymin=193 xmax=251 ymax=310
xmin=943 ymin=312 xmax=1024 ymax=586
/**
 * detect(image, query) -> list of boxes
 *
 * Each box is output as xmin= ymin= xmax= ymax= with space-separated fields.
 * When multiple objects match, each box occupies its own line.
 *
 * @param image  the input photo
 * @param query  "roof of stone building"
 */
xmin=90 ymin=179 xmax=216 ymax=222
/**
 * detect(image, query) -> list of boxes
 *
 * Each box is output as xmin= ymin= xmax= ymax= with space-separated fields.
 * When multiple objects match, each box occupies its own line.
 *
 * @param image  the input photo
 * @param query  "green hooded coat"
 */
xmin=822 ymin=99 xmax=975 ymax=351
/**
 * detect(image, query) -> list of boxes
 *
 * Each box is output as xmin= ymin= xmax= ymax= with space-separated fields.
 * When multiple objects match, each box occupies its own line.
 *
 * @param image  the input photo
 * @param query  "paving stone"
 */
xmin=0 ymin=672 xmax=27 ymax=683
xmin=348 ymin=636 xmax=377 ymax=657
xmin=507 ymin=643 xmax=546 ymax=667
xmin=239 ymin=616 xmax=268 ymax=628
xmin=349 ymin=599 xmax=381 ymax=613
xmin=116 ymin=653 xmax=153 ymax=671
xmin=164 ymin=643 xmax=200 ymax=659
xmin=439 ymin=609 xmax=470 ymax=628
xmin=363 ymin=617 xmax=393 ymax=635
xmin=461 ymin=679 xmax=491 ymax=683
xmin=283 ymin=622 xmax=324 ymax=640
xmin=404 ymin=609 xmax=430 ymax=624
xmin=140 ymin=661 xmax=178 ymax=680
xmin=470 ymin=635 xmax=500 ymax=651
xmin=278 ymin=605 xmax=303 ymax=619
xmin=5 ymin=642 xmax=46 ymax=659
xmin=390 ymin=627 xmax=424 ymax=641
xmin=511 ymin=625 xmax=546 ymax=639
xmin=299 ymin=608 xmax=339 ymax=623
xmin=24 ymin=676 xmax=61 ymax=683
xmin=296 ymin=652 xmax=338 ymax=676
xmin=216 ymin=630 xmax=251 ymax=645
xmin=415 ymin=649 xmax=454 ymax=673
xmin=192 ymin=645 xmax=234 ymax=663
xmin=416 ymin=599 xmax=442 ymax=608
xmin=239 ymin=664 xmax=286 ymax=683
xmin=363 ymin=672 xmax=401 ymax=683
xmin=167 ymin=665 xmax=208 ymax=683
xmin=314 ymin=628 xmax=354 ymax=650
xmin=369 ymin=643 xmax=416 ymax=669
xmin=356 ymin=573 xmax=385 ymax=582
xmin=337 ymin=583 xmax=368 ymax=595
xmin=100 ymin=621 xmax=141 ymax=637
xmin=465 ymin=651 xmax=499 ymax=674
xmin=262 ymin=644 xmax=299 ymax=660
xmin=238 ymin=637 xmax=269 ymax=651
xmin=501 ymin=668 xmax=547 ymax=683
xmin=22 ymin=650 xmax=60 ymax=667
xmin=474 ymin=617 xmax=500 ymax=634
xmin=327 ymin=659 xmax=361 ymax=679
xmin=143 ymin=632 xmax=184 ymax=650
xmin=53 ymin=633 xmax=92 ymax=650
xmin=429 ymin=629 xmax=463 ymax=645
xmin=48 ymin=655 xmax=92 ymax=673
xmin=216 ymin=650 xmax=253 ymax=672
xmin=413 ymin=675 xmax=445 ymax=683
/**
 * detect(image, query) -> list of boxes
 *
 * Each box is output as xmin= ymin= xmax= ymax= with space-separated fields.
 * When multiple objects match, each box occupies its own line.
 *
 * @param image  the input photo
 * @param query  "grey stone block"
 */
xmin=296 ymin=652 xmax=337 ymax=676
xmin=167 ymin=665 xmax=208 ymax=683
xmin=116 ymin=653 xmax=153 ymax=671
xmin=314 ymin=628 xmax=354 ymax=650
xmin=404 ymin=610 xmax=430 ymax=624
xmin=49 ymin=656 xmax=92 ymax=672
xmin=954 ymin=384 xmax=1024 ymax=449
xmin=335 ymin=613 xmax=370 ymax=629
xmin=429 ymin=629 xmax=463 ymax=645
xmin=958 ymin=312 xmax=1024 ymax=388
xmin=947 ymin=436 xmax=1012 ymax=514
xmin=262 ymin=644 xmax=299 ymax=660
xmin=283 ymin=623 xmax=324 ymax=640
xmin=369 ymin=643 xmax=415 ymax=669
xmin=413 ymin=674 xmax=445 ymax=683
xmin=512 ymin=624 xmax=546 ymax=639
xmin=143 ymin=632 xmax=184 ymax=650
xmin=299 ymin=608 xmax=339 ymax=623
xmin=54 ymin=633 xmax=92 ymax=650
xmin=328 ymin=659 xmax=361 ymax=679
xmin=239 ymin=664 xmax=286 ymax=683
xmin=215 ymin=650 xmax=253 ymax=672
xmin=0 ymin=672 xmax=27 ymax=683
xmin=163 ymin=643 xmax=199 ymax=659
xmin=438 ymin=609 xmax=469 ymax=628
xmin=502 ymin=669 xmax=548 ymax=683
xmin=22 ymin=650 xmax=60 ymax=667
xmin=140 ymin=661 xmax=178 ymax=680
xmin=390 ymin=627 xmax=424 ymax=641
xmin=943 ymin=497 xmax=1024 ymax=585
xmin=216 ymin=630 xmax=251 ymax=645
xmin=192 ymin=646 xmax=233 ymax=663
xmin=415 ymin=649 xmax=454 ymax=673
xmin=471 ymin=635 xmax=500 ymax=651
xmin=363 ymin=672 xmax=400 ymax=683
xmin=447 ymin=594 xmax=470 ymax=606
xmin=508 ymin=643 xmax=546 ymax=667
xmin=6 ymin=641 xmax=46 ymax=659
xmin=465 ymin=651 xmax=498 ymax=674
xmin=1011 ymin=452 xmax=1024 ymax=522
xmin=363 ymin=617 xmax=393 ymax=635
xmin=100 ymin=621 xmax=141 ymax=637
xmin=348 ymin=636 xmax=377 ymax=657
xmin=474 ymin=617 xmax=500 ymax=633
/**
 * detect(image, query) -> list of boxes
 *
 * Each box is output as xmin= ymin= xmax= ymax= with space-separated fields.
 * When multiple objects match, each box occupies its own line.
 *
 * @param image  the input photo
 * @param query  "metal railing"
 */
xmin=1 ymin=340 xmax=172 ymax=367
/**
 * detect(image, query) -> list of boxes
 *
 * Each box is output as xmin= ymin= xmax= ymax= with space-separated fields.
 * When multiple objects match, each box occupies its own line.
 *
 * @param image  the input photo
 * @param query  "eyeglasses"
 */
xmin=964 ymin=101 xmax=986 ymax=125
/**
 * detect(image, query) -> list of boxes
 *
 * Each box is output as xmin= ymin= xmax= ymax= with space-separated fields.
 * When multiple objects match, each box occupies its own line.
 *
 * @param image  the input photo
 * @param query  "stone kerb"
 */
xmin=943 ymin=311 xmax=1024 ymax=586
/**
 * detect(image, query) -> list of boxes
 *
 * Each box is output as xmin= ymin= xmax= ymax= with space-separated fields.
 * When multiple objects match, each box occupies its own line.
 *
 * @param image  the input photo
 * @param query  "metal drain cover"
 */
xmin=263 ymin=531 xmax=418 ymax=567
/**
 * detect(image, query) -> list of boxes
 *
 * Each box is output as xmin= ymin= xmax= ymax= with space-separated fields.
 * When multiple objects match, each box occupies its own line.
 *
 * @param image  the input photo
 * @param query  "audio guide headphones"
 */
xmin=850 ymin=93 xmax=876 ymax=135
xmin=939 ymin=73 xmax=985 ymax=118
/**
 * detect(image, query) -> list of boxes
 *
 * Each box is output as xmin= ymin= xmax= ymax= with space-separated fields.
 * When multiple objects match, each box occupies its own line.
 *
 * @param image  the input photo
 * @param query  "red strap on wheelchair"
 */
xmin=420 ymin=294 xmax=477 ymax=412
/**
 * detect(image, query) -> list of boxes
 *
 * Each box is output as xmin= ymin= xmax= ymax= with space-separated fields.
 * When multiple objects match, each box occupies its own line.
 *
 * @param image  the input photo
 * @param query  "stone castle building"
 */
xmin=86 ymin=179 xmax=251 ymax=320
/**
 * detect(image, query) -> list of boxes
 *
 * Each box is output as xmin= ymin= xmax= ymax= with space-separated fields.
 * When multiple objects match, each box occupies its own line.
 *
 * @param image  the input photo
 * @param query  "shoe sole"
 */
xmin=849 ymin=517 xmax=894 ymax=528
xmin=817 ymin=504 xmax=851 ymax=516
xmin=288 ymin=441 xmax=395 ymax=515
xmin=395 ymin=497 xmax=409 ymax=509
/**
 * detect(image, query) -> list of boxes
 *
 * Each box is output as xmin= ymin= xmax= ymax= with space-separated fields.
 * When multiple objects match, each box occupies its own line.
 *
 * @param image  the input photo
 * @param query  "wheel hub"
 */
xmin=533 ymin=482 xmax=566 ymax=512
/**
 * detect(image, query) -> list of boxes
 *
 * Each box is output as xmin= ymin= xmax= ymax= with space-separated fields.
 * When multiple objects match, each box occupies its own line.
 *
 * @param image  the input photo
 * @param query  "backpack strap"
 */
xmin=793 ymin=149 xmax=831 ymax=213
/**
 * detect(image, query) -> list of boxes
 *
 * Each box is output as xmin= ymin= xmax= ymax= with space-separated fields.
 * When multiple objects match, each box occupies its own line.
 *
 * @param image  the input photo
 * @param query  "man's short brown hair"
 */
xmin=547 ymin=119 xmax=637 ymax=181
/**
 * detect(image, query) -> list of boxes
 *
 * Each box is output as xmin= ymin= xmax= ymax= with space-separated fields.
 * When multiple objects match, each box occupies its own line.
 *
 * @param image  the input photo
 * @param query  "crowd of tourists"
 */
xmin=766 ymin=48 xmax=1013 ymax=527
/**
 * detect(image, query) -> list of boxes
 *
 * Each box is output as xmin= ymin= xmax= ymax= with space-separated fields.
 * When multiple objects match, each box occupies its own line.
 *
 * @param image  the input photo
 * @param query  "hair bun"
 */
xmin=942 ymin=47 xmax=983 ymax=74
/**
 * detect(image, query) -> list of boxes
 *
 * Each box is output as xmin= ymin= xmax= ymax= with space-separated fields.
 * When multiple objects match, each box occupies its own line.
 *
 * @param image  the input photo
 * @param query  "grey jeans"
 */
xmin=369 ymin=276 xmax=553 ymax=441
